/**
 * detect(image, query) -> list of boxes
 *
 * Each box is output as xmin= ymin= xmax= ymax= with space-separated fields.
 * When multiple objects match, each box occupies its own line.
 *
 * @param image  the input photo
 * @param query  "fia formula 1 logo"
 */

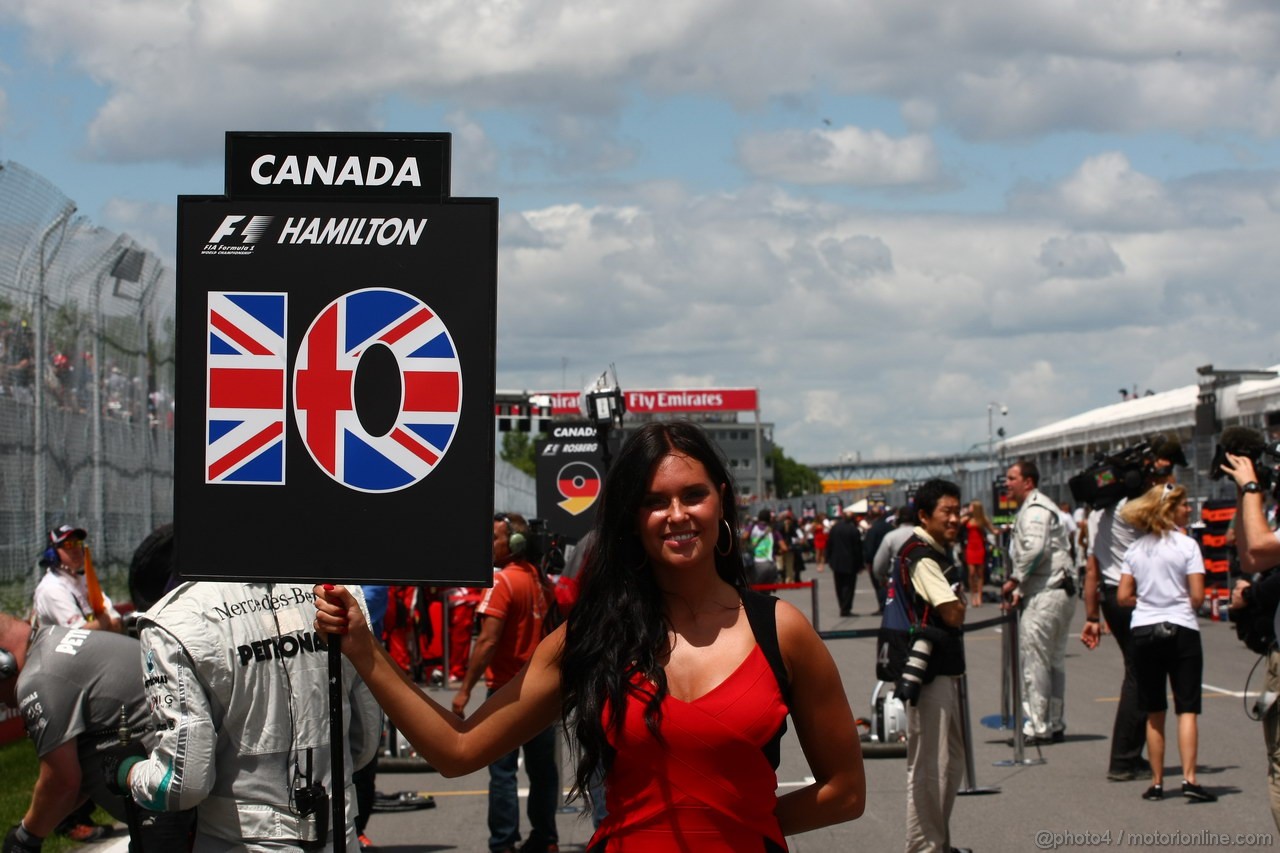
xmin=202 ymin=215 xmax=274 ymax=256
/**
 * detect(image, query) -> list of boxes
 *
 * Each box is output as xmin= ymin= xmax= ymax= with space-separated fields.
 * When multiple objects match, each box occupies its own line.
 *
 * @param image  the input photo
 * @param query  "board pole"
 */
xmin=329 ymin=634 xmax=346 ymax=852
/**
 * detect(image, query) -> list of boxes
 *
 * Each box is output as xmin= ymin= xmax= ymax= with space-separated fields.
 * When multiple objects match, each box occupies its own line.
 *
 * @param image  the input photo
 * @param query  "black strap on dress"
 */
xmin=741 ymin=588 xmax=792 ymax=851
xmin=741 ymin=587 xmax=792 ymax=781
xmin=741 ymin=587 xmax=792 ymax=707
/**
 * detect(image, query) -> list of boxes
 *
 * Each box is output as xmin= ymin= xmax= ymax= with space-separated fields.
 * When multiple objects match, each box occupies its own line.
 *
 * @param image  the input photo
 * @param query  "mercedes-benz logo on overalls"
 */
xmin=293 ymin=287 xmax=462 ymax=493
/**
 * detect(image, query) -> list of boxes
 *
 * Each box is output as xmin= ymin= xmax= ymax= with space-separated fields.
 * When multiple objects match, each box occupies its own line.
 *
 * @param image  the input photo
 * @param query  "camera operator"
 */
xmin=1221 ymin=449 xmax=1280 ymax=831
xmin=1079 ymin=440 xmax=1183 ymax=782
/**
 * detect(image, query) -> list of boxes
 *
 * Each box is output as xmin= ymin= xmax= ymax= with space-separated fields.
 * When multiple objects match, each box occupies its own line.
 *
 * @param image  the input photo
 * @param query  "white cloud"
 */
xmin=489 ymin=163 xmax=1280 ymax=459
xmin=7 ymin=1 xmax=1280 ymax=162
xmin=1037 ymin=234 xmax=1124 ymax=279
xmin=1011 ymin=152 xmax=1183 ymax=231
xmin=8 ymin=0 xmax=1280 ymax=461
xmin=443 ymin=110 xmax=499 ymax=196
xmin=738 ymin=126 xmax=940 ymax=187
xmin=99 ymin=196 xmax=175 ymax=261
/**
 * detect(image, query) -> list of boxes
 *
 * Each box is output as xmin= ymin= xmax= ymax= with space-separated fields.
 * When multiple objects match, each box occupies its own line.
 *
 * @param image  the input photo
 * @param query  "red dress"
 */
xmin=588 ymin=646 xmax=790 ymax=851
xmin=964 ymin=522 xmax=987 ymax=566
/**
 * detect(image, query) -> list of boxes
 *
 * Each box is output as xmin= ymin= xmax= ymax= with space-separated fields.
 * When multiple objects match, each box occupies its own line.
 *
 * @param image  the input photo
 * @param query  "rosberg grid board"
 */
xmin=175 ymin=133 xmax=496 ymax=585
xmin=534 ymin=422 xmax=613 ymax=540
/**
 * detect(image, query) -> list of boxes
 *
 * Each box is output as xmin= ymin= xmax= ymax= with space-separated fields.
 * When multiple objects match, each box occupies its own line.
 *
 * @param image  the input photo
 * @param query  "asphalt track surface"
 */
xmin=91 ymin=576 xmax=1277 ymax=852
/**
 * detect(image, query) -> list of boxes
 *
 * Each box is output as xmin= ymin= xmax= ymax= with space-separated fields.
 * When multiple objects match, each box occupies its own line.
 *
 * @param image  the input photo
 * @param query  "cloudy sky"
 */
xmin=3 ymin=0 xmax=1280 ymax=463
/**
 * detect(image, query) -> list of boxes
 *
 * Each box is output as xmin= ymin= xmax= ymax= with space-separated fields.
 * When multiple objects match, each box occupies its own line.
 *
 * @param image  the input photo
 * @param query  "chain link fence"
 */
xmin=0 ymin=161 xmax=175 ymax=601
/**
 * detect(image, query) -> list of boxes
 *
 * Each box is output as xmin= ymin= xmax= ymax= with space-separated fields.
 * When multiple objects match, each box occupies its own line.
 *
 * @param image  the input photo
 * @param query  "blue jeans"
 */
xmin=488 ymin=709 xmax=559 ymax=851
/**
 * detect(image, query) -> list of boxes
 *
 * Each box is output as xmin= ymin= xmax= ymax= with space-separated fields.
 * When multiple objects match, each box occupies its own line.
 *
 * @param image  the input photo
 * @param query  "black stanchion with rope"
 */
xmin=818 ymin=608 xmax=1020 ymax=784
xmin=991 ymin=604 xmax=1045 ymax=768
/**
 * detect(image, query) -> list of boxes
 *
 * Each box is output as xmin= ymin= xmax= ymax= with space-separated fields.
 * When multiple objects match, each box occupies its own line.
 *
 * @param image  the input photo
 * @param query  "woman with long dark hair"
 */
xmin=315 ymin=421 xmax=866 ymax=850
xmin=1117 ymin=483 xmax=1215 ymax=803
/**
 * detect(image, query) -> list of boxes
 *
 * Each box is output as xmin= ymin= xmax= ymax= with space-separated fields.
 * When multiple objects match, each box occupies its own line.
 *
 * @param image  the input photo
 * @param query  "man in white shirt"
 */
xmin=31 ymin=525 xmax=121 ymax=633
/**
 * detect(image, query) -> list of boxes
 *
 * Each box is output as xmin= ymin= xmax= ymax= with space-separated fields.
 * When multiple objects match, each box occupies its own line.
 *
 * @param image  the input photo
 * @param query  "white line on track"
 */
xmin=1202 ymin=682 xmax=1260 ymax=698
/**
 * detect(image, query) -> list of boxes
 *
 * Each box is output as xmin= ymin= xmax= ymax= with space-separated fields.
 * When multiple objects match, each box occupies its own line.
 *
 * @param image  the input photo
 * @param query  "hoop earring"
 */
xmin=716 ymin=518 xmax=734 ymax=556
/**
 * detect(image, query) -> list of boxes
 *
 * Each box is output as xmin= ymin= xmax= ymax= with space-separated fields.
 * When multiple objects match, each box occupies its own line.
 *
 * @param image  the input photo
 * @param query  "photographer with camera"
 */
xmin=877 ymin=479 xmax=969 ymax=853
xmin=1220 ymin=432 xmax=1280 ymax=830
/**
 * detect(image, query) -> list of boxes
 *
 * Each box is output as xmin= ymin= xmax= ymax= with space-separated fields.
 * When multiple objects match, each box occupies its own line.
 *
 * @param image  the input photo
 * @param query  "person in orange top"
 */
xmin=316 ymin=422 xmax=866 ymax=851
xmin=451 ymin=512 xmax=559 ymax=853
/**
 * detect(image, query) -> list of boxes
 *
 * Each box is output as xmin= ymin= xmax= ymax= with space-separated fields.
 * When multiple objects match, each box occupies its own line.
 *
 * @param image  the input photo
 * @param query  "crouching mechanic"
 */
xmin=117 ymin=578 xmax=382 ymax=852
xmin=0 ymin=613 xmax=193 ymax=853
xmin=879 ymin=479 xmax=969 ymax=853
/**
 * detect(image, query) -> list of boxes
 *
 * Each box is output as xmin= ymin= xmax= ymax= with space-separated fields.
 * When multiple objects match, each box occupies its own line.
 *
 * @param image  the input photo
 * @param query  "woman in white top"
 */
xmin=1117 ymin=483 xmax=1214 ymax=803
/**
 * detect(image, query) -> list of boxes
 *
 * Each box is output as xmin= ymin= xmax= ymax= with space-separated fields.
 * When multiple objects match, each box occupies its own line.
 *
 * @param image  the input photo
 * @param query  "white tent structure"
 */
xmin=1003 ymin=365 xmax=1280 ymax=458
xmin=996 ymin=364 xmax=1280 ymax=502
xmin=1001 ymin=385 xmax=1200 ymax=459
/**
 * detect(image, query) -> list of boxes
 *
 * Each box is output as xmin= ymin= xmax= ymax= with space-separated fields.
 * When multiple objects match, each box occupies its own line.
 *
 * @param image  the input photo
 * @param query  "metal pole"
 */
xmin=810 ymin=579 xmax=820 ymax=634
xmin=30 ymin=205 xmax=75 ymax=541
xmin=994 ymin=605 xmax=1045 ymax=767
xmin=328 ymin=637 xmax=346 ymax=853
xmin=92 ymin=267 xmax=107 ymax=552
xmin=987 ymin=404 xmax=993 ymax=470
xmin=1000 ymin=610 xmax=1012 ymax=728
xmin=956 ymin=673 xmax=999 ymax=795
xmin=141 ymin=263 xmax=163 ymax=536
xmin=753 ymin=407 xmax=764 ymax=500
xmin=440 ymin=592 xmax=451 ymax=687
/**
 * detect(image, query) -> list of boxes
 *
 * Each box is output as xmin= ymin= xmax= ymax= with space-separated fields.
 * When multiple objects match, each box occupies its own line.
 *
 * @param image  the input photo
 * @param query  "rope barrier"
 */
xmin=816 ymin=605 xmax=1035 ymax=777
xmin=749 ymin=581 xmax=816 ymax=592
xmin=817 ymin=610 xmax=1013 ymax=642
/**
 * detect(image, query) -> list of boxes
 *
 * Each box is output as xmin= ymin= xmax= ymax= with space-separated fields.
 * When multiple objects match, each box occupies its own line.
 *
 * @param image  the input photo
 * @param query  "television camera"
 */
xmin=525 ymin=518 xmax=567 ymax=574
xmin=1210 ymin=426 xmax=1280 ymax=500
xmin=1068 ymin=440 xmax=1155 ymax=510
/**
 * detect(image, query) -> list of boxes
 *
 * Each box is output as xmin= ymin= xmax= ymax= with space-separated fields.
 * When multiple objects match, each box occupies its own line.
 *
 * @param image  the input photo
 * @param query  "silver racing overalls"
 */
xmin=127 ymin=582 xmax=381 ymax=853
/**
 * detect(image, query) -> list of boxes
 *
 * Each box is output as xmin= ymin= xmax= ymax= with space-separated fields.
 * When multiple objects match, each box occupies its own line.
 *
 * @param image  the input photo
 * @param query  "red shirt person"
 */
xmin=452 ymin=513 xmax=559 ymax=853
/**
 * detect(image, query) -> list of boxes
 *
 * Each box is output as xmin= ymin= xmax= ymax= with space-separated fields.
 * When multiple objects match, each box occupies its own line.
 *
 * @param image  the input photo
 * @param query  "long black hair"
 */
xmin=558 ymin=421 xmax=745 ymax=801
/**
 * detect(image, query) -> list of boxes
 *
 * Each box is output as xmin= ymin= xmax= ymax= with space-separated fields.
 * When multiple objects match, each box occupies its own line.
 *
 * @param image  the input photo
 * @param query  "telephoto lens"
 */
xmin=896 ymin=634 xmax=934 ymax=706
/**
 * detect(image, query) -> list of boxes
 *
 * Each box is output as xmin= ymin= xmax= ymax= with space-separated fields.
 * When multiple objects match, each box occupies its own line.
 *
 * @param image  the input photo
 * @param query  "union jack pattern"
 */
xmin=205 ymin=292 xmax=288 ymax=484
xmin=293 ymin=287 xmax=462 ymax=493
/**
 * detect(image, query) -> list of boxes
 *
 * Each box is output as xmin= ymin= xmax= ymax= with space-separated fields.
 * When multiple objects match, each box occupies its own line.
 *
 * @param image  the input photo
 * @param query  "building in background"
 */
xmin=495 ymin=387 xmax=776 ymax=502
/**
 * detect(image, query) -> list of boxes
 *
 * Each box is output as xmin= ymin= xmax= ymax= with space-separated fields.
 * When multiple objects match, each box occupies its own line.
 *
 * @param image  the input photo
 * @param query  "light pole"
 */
xmin=987 ymin=402 xmax=1008 ymax=470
